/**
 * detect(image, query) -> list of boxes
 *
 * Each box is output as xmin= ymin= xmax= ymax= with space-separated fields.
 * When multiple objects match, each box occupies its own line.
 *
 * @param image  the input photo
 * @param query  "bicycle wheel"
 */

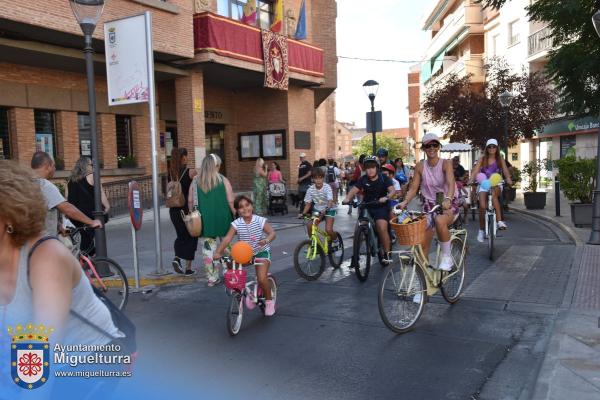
xmin=487 ymin=213 xmax=495 ymax=260
xmin=378 ymin=258 xmax=426 ymax=333
xmin=88 ymin=257 xmax=129 ymax=310
xmin=227 ymin=292 xmax=244 ymax=336
xmin=352 ymin=228 xmax=371 ymax=282
xmin=441 ymin=237 xmax=466 ymax=303
xmin=293 ymin=239 xmax=325 ymax=280
xmin=259 ymin=275 xmax=278 ymax=315
xmin=328 ymin=232 xmax=345 ymax=269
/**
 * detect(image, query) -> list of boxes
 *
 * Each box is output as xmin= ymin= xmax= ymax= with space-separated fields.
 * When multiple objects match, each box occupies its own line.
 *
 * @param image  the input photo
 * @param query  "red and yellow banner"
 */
xmin=270 ymin=0 xmax=283 ymax=33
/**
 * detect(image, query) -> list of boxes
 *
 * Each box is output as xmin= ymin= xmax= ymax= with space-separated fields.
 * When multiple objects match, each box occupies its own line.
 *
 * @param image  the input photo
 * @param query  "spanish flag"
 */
xmin=270 ymin=0 xmax=283 ymax=33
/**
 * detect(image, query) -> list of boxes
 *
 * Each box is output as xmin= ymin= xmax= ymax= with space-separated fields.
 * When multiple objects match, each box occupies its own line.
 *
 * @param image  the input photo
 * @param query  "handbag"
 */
xmin=181 ymin=176 xmax=202 ymax=237
xmin=166 ymin=168 xmax=188 ymax=208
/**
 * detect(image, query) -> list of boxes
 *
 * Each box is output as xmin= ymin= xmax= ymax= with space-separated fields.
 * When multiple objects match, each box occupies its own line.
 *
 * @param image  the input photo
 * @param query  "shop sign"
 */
xmin=541 ymin=115 xmax=600 ymax=137
xmin=204 ymin=109 xmax=232 ymax=124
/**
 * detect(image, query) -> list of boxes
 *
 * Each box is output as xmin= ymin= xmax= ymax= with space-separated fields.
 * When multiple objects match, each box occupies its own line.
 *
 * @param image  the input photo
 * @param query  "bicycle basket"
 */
xmin=391 ymin=216 xmax=427 ymax=246
xmin=224 ymin=268 xmax=247 ymax=291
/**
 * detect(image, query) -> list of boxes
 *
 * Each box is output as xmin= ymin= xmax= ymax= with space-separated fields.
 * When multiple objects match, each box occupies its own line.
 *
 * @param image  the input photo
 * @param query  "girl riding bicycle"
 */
xmin=469 ymin=138 xmax=513 ymax=242
xmin=398 ymin=133 xmax=458 ymax=271
xmin=214 ymin=195 xmax=277 ymax=316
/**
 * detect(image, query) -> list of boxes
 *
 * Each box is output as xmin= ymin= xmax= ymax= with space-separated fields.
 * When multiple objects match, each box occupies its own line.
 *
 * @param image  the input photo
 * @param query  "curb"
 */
xmin=510 ymin=206 xmax=584 ymax=247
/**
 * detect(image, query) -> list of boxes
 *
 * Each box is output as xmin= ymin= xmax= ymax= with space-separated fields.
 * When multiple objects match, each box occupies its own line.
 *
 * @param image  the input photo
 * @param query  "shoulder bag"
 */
xmin=181 ymin=176 xmax=202 ymax=237
xmin=166 ymin=168 xmax=188 ymax=208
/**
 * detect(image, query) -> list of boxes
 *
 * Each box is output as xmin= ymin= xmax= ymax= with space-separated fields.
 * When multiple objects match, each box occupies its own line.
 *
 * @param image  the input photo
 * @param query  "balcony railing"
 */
xmin=528 ymin=26 xmax=553 ymax=57
xmin=104 ymin=175 xmax=165 ymax=217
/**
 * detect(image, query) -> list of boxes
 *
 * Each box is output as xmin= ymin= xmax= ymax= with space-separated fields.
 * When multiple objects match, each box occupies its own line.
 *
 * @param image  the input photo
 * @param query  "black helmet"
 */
xmin=376 ymin=148 xmax=388 ymax=157
xmin=363 ymin=155 xmax=379 ymax=167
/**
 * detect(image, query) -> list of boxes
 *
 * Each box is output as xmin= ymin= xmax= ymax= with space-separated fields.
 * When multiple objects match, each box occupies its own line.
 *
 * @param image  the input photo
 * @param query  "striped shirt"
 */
xmin=231 ymin=215 xmax=270 ymax=254
xmin=304 ymin=183 xmax=333 ymax=212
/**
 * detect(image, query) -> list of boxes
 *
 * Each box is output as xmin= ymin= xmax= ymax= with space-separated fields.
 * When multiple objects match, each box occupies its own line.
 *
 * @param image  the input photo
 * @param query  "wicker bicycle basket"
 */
xmin=390 ymin=215 xmax=427 ymax=246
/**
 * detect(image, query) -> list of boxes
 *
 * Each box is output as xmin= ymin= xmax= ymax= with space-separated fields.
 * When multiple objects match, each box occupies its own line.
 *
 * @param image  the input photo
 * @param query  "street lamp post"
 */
xmin=363 ymin=80 xmax=379 ymax=155
xmin=588 ymin=10 xmax=600 ymax=244
xmin=70 ymin=0 xmax=108 ymax=257
xmin=499 ymin=90 xmax=515 ymax=158
xmin=422 ymin=122 xmax=430 ymax=160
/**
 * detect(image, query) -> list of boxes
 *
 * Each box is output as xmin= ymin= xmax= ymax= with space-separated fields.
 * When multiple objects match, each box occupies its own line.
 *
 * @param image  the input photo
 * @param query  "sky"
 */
xmin=335 ymin=1 xmax=430 ymax=129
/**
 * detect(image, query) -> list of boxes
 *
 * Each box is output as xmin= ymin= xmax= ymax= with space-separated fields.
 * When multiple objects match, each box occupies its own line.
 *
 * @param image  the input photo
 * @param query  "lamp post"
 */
xmin=422 ymin=122 xmax=430 ymax=160
xmin=588 ymin=10 xmax=600 ymax=244
xmin=363 ymin=80 xmax=379 ymax=155
xmin=70 ymin=0 xmax=108 ymax=257
xmin=499 ymin=90 xmax=515 ymax=158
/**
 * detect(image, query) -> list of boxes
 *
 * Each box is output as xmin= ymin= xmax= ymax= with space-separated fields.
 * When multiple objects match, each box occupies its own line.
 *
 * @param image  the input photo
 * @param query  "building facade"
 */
xmin=0 ymin=0 xmax=338 ymax=193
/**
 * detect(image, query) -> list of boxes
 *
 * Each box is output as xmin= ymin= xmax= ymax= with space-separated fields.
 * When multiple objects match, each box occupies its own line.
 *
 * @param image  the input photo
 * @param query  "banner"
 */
xmin=261 ymin=30 xmax=289 ymax=90
xmin=270 ymin=0 xmax=283 ymax=32
xmin=294 ymin=0 xmax=307 ymax=40
xmin=104 ymin=14 xmax=149 ymax=106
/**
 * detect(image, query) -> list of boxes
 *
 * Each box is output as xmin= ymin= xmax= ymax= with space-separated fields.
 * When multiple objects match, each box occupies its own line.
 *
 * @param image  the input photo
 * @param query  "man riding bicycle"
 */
xmin=343 ymin=156 xmax=395 ymax=264
xmin=398 ymin=133 xmax=458 ymax=271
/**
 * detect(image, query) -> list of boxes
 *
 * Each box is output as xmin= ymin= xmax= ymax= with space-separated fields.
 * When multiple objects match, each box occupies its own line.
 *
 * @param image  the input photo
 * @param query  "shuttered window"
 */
xmin=115 ymin=115 xmax=133 ymax=157
xmin=0 ymin=108 xmax=10 ymax=159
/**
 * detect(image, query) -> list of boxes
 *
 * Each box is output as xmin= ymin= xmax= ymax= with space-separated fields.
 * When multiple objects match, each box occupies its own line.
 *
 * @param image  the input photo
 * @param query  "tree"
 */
xmin=476 ymin=0 xmax=600 ymax=116
xmin=421 ymin=58 xmax=556 ymax=149
xmin=352 ymin=134 xmax=405 ymax=160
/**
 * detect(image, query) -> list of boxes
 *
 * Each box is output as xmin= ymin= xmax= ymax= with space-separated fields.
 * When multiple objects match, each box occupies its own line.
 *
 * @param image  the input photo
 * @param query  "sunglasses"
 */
xmin=423 ymin=142 xmax=440 ymax=149
xmin=487 ymin=145 xmax=497 ymax=149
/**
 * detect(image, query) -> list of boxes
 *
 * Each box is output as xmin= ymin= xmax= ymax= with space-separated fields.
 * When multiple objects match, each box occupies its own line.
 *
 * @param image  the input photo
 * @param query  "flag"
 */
xmin=270 ymin=0 xmax=283 ymax=33
xmin=294 ymin=0 xmax=307 ymax=40
xmin=240 ymin=0 xmax=257 ymax=25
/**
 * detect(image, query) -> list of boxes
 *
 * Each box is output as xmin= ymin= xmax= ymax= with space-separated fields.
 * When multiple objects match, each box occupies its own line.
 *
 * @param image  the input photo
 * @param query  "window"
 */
xmin=560 ymin=135 xmax=576 ymax=158
xmin=34 ymin=110 xmax=57 ymax=158
xmin=0 ymin=108 xmax=10 ymax=159
xmin=239 ymin=130 xmax=286 ymax=160
xmin=508 ymin=20 xmax=520 ymax=46
xmin=78 ymin=113 xmax=92 ymax=157
xmin=115 ymin=115 xmax=133 ymax=158
xmin=492 ymin=34 xmax=500 ymax=56
xmin=217 ymin=0 xmax=273 ymax=29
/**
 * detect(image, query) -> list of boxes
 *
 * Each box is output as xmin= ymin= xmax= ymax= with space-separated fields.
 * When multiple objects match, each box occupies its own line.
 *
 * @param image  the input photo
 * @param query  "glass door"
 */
xmin=205 ymin=124 xmax=226 ymax=177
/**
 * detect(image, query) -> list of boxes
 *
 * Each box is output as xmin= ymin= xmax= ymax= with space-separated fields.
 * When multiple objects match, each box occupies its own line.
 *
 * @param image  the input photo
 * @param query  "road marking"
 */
xmin=463 ymin=245 xmax=543 ymax=301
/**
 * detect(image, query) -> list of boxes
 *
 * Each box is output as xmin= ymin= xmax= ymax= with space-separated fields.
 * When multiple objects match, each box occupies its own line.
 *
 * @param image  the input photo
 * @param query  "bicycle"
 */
xmin=66 ymin=226 xmax=130 ymax=310
xmin=378 ymin=205 xmax=468 ymax=333
xmin=220 ymin=256 xmax=278 ymax=336
xmin=293 ymin=211 xmax=345 ymax=280
xmin=483 ymin=182 xmax=506 ymax=261
xmin=343 ymin=200 xmax=388 ymax=282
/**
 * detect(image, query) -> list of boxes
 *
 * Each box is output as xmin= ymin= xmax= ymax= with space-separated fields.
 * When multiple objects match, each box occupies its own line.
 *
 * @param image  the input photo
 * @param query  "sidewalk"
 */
xmin=510 ymin=189 xmax=600 ymax=399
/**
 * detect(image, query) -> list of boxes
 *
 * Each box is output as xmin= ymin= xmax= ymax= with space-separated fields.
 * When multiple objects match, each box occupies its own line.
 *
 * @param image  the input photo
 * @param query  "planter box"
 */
xmin=505 ymin=187 xmax=516 ymax=202
xmin=524 ymin=192 xmax=547 ymax=209
xmin=570 ymin=203 xmax=593 ymax=228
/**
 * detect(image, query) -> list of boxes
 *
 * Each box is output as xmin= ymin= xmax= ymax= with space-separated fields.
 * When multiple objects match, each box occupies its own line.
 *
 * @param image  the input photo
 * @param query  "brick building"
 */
xmin=0 ymin=0 xmax=337 ymax=192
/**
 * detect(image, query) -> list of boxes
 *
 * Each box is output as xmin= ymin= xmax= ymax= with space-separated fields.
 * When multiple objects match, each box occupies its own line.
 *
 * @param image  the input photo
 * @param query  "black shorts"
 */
xmin=367 ymin=206 xmax=390 ymax=221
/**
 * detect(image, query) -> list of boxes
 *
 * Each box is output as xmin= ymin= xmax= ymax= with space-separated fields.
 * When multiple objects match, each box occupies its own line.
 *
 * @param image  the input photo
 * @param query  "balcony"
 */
xmin=528 ymin=26 xmax=553 ymax=58
xmin=192 ymin=12 xmax=324 ymax=85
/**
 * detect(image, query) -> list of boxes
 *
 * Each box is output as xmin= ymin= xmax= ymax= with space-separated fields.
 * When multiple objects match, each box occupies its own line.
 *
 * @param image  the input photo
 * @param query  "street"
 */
xmin=108 ymin=208 xmax=575 ymax=399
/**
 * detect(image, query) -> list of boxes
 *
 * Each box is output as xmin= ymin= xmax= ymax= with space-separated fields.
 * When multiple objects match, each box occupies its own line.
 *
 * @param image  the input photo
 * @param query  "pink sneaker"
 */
xmin=245 ymin=293 xmax=256 ymax=310
xmin=264 ymin=300 xmax=275 ymax=316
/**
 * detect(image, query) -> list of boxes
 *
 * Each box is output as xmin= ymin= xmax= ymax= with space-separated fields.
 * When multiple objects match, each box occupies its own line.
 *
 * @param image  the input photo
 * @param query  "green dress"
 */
xmin=253 ymin=172 xmax=267 ymax=215
xmin=197 ymin=175 xmax=233 ymax=238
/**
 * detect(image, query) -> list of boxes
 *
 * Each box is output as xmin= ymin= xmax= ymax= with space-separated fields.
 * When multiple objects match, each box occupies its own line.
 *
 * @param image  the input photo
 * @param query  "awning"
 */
xmin=441 ymin=143 xmax=471 ymax=152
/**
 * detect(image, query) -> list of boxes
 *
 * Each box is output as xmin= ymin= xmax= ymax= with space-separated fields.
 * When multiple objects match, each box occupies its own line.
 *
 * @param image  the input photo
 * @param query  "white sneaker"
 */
xmin=413 ymin=292 xmax=422 ymax=304
xmin=497 ymin=221 xmax=507 ymax=230
xmin=477 ymin=230 xmax=485 ymax=243
xmin=438 ymin=254 xmax=454 ymax=271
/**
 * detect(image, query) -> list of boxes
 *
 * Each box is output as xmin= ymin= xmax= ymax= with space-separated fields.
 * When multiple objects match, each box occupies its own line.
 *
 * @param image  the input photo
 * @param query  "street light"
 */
xmin=363 ymin=79 xmax=379 ymax=155
xmin=70 ymin=0 xmax=108 ymax=257
xmin=421 ymin=122 xmax=430 ymax=160
xmin=588 ymin=9 xmax=600 ymax=244
xmin=499 ymin=90 xmax=515 ymax=157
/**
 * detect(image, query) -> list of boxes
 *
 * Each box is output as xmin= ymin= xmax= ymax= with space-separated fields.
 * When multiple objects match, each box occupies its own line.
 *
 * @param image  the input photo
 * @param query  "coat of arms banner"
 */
xmin=261 ymin=30 xmax=289 ymax=90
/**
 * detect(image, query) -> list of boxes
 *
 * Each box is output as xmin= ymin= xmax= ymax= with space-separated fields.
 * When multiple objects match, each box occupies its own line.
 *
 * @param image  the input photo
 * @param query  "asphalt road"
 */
xmin=116 ymin=209 xmax=575 ymax=400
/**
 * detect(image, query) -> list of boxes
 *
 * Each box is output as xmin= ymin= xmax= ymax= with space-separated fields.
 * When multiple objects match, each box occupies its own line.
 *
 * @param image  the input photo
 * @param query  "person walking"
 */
xmin=297 ymin=153 xmax=312 ymax=212
xmin=168 ymin=148 xmax=198 ymax=275
xmin=253 ymin=158 xmax=268 ymax=215
xmin=66 ymin=156 xmax=110 ymax=256
xmin=188 ymin=154 xmax=234 ymax=286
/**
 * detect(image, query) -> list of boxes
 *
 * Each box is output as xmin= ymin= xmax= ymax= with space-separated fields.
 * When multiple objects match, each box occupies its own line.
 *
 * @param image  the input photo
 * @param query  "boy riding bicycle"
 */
xmin=300 ymin=167 xmax=342 ymax=255
xmin=214 ymin=195 xmax=277 ymax=316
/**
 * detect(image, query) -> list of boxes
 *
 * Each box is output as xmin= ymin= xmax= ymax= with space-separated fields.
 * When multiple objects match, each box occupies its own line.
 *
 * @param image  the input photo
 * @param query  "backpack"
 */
xmin=325 ymin=166 xmax=336 ymax=183
xmin=166 ymin=168 xmax=188 ymax=208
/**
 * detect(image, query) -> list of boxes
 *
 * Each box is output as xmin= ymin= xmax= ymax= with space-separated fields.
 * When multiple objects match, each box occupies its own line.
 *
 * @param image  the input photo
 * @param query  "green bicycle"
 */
xmin=293 ymin=211 xmax=345 ymax=280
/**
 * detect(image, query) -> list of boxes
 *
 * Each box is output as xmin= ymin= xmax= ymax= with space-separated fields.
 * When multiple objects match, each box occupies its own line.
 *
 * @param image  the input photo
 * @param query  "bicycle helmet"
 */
xmin=376 ymin=148 xmax=389 ymax=158
xmin=381 ymin=163 xmax=395 ymax=173
xmin=363 ymin=155 xmax=379 ymax=167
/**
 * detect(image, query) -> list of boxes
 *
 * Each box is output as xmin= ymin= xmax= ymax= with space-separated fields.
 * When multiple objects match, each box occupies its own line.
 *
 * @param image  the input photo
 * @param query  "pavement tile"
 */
xmin=572 ymin=246 xmax=600 ymax=309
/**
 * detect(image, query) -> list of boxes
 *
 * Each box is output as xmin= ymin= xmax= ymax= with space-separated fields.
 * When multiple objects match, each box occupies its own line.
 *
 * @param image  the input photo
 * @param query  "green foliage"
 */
xmin=54 ymin=182 xmax=65 ymax=197
xmin=477 ymin=0 xmax=600 ymax=116
xmin=352 ymin=135 xmax=405 ymax=160
xmin=522 ymin=159 xmax=546 ymax=192
xmin=54 ymin=157 xmax=65 ymax=171
xmin=556 ymin=154 xmax=597 ymax=203
xmin=510 ymin=166 xmax=522 ymax=185
xmin=117 ymin=155 xmax=137 ymax=168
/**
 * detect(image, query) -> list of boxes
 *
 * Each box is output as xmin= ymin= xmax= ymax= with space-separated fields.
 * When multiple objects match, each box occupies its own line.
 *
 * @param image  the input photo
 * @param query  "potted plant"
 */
xmin=54 ymin=157 xmax=65 ymax=171
xmin=556 ymin=154 xmax=597 ymax=227
xmin=117 ymin=155 xmax=137 ymax=169
xmin=505 ymin=167 xmax=521 ymax=202
xmin=522 ymin=159 xmax=547 ymax=209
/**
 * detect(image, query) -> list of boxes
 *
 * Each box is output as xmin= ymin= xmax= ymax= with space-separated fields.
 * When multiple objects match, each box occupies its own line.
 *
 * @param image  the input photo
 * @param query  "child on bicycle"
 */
xmin=214 ymin=195 xmax=277 ymax=316
xmin=300 ymin=167 xmax=341 ymax=254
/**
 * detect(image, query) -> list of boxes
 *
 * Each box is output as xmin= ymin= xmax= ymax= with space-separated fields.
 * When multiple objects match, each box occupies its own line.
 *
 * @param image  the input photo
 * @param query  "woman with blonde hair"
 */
xmin=188 ymin=154 xmax=235 ymax=286
xmin=253 ymin=157 xmax=268 ymax=215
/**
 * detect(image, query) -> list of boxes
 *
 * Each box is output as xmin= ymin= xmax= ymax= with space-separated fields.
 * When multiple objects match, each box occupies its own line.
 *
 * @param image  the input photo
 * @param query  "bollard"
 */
xmin=555 ymin=177 xmax=560 ymax=217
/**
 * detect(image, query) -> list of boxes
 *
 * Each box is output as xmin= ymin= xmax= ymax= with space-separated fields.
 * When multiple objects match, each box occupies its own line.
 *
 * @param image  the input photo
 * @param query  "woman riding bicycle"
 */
xmin=343 ymin=156 xmax=395 ymax=264
xmin=398 ymin=133 xmax=458 ymax=271
xmin=470 ymin=138 xmax=513 ymax=243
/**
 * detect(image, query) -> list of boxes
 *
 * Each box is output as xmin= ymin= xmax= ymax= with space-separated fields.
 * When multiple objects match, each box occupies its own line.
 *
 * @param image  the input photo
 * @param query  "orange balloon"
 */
xmin=231 ymin=241 xmax=253 ymax=264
